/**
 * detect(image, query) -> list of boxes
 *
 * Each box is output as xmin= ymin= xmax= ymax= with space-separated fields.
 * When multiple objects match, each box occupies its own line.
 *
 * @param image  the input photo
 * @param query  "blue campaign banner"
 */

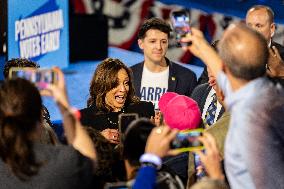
xmin=7 ymin=0 xmax=68 ymax=68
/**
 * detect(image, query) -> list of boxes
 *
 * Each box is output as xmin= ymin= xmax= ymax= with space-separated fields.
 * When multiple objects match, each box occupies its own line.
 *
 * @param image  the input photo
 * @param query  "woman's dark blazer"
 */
xmin=80 ymin=101 xmax=155 ymax=131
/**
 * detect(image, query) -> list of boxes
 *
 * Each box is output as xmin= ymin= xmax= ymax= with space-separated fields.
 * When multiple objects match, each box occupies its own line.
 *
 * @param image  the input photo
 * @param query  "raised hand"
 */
xmin=145 ymin=126 xmax=178 ymax=158
xmin=267 ymin=46 xmax=284 ymax=78
xmin=181 ymin=27 xmax=223 ymax=78
xmin=42 ymin=67 xmax=70 ymax=109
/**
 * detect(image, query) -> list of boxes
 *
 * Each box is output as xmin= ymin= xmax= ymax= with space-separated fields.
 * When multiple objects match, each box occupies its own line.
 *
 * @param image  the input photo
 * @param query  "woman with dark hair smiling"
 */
xmin=80 ymin=58 xmax=155 ymax=144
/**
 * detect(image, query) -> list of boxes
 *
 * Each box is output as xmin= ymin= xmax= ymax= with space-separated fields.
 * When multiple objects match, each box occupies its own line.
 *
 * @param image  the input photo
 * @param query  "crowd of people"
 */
xmin=0 ymin=4 xmax=284 ymax=189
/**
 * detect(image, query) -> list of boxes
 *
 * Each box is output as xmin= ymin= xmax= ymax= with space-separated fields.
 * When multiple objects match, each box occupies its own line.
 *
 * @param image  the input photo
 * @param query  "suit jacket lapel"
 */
xmin=132 ymin=62 xmax=144 ymax=98
xmin=167 ymin=60 xmax=177 ymax=92
xmin=271 ymin=41 xmax=284 ymax=60
xmin=217 ymin=107 xmax=225 ymax=120
xmin=200 ymin=85 xmax=212 ymax=112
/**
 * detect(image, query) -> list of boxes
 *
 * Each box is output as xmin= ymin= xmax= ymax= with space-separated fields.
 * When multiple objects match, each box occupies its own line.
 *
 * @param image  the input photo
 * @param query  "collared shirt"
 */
xmin=202 ymin=88 xmax=223 ymax=123
xmin=217 ymin=71 xmax=273 ymax=189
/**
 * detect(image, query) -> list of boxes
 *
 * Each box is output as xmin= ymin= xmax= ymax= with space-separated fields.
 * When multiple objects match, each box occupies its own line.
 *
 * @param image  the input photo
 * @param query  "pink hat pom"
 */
xmin=162 ymin=95 xmax=201 ymax=130
xmin=158 ymin=92 xmax=178 ymax=112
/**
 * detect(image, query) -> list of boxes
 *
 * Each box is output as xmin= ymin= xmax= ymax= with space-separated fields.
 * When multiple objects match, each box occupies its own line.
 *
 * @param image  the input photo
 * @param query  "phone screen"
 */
xmin=36 ymin=69 xmax=56 ymax=84
xmin=118 ymin=113 xmax=138 ymax=134
xmin=171 ymin=10 xmax=191 ymax=47
xmin=170 ymin=128 xmax=204 ymax=152
xmin=9 ymin=68 xmax=56 ymax=89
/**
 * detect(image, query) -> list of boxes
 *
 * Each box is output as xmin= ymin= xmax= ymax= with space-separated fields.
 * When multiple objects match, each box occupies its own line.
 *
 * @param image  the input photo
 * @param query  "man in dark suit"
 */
xmin=191 ymin=65 xmax=225 ymax=128
xmin=198 ymin=5 xmax=284 ymax=85
xmin=130 ymin=18 xmax=197 ymax=109
xmin=246 ymin=5 xmax=284 ymax=59
xmin=192 ymin=40 xmax=225 ymax=126
xmin=246 ymin=5 xmax=284 ymax=85
xmin=188 ymin=74 xmax=229 ymax=188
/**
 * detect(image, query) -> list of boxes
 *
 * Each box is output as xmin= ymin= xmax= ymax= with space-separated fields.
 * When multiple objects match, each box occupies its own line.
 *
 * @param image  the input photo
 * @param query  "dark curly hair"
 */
xmin=87 ymin=58 xmax=139 ymax=112
xmin=3 ymin=58 xmax=39 ymax=79
xmin=85 ymin=127 xmax=116 ymax=179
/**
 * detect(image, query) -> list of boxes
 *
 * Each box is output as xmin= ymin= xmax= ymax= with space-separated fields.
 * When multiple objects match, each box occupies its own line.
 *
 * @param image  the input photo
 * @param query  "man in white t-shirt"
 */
xmin=131 ymin=18 xmax=197 ymax=109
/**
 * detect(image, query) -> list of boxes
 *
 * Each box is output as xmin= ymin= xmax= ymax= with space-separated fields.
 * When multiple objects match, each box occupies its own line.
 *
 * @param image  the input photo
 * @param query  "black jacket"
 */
xmin=191 ymin=83 xmax=225 ymax=126
xmin=271 ymin=41 xmax=284 ymax=60
xmin=80 ymin=101 xmax=154 ymax=131
xmin=130 ymin=58 xmax=197 ymax=98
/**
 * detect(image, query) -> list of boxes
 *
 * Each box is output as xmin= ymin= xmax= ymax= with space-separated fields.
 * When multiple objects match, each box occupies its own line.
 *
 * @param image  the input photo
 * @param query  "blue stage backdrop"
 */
xmin=7 ymin=0 xmax=69 ymax=68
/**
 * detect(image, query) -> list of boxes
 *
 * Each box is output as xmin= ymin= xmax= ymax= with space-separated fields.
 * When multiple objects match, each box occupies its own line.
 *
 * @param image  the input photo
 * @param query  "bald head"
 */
xmin=218 ymin=23 xmax=268 ymax=81
xmin=246 ymin=5 xmax=275 ymax=43
xmin=246 ymin=5 xmax=274 ymax=24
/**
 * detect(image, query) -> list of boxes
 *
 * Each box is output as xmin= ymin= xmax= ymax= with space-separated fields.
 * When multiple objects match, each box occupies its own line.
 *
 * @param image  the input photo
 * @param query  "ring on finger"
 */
xmin=156 ymin=127 xmax=162 ymax=134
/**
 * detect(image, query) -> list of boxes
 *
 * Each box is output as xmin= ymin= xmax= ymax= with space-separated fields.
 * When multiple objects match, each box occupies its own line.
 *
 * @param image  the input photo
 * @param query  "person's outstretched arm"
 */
xmin=132 ymin=126 xmax=178 ymax=189
xmin=44 ymin=67 xmax=97 ymax=163
xmin=181 ymin=28 xmax=223 ymax=79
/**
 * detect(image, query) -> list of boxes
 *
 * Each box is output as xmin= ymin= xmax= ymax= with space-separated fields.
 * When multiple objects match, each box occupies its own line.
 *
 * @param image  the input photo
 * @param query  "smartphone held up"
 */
xmin=171 ymin=128 xmax=204 ymax=153
xmin=8 ymin=67 xmax=58 ymax=89
xmin=170 ymin=10 xmax=191 ymax=47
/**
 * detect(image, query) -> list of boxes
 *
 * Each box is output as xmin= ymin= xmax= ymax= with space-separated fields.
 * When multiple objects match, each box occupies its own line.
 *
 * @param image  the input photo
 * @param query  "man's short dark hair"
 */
xmin=138 ymin=17 xmax=172 ymax=39
xmin=3 ymin=58 xmax=39 ymax=79
xmin=218 ymin=23 xmax=268 ymax=81
xmin=247 ymin=5 xmax=274 ymax=24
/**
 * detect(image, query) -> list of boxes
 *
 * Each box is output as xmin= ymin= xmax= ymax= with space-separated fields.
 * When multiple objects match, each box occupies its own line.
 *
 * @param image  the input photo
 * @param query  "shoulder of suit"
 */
xmin=272 ymin=41 xmax=284 ymax=47
xmin=80 ymin=105 xmax=98 ymax=115
xmin=130 ymin=62 xmax=143 ymax=69
xmin=130 ymin=100 xmax=154 ymax=109
xmin=127 ymin=101 xmax=154 ymax=117
xmin=272 ymin=41 xmax=284 ymax=51
xmin=193 ymin=83 xmax=210 ymax=92
xmin=169 ymin=61 xmax=196 ymax=75
xmin=191 ymin=83 xmax=210 ymax=100
xmin=80 ymin=106 xmax=91 ymax=113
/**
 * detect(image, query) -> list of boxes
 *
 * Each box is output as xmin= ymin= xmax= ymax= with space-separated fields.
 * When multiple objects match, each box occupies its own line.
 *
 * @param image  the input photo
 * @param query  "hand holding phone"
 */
xmin=195 ymin=132 xmax=224 ymax=180
xmin=171 ymin=10 xmax=191 ymax=47
xmin=170 ymin=128 xmax=204 ymax=152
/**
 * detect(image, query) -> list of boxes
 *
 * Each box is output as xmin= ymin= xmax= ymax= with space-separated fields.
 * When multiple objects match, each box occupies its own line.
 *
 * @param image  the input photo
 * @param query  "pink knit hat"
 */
xmin=158 ymin=92 xmax=201 ymax=130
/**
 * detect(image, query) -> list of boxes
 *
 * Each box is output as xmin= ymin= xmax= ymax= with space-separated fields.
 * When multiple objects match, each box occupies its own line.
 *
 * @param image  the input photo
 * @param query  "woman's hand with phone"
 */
xmin=42 ymin=67 xmax=97 ymax=162
xmin=41 ymin=67 xmax=69 ymax=109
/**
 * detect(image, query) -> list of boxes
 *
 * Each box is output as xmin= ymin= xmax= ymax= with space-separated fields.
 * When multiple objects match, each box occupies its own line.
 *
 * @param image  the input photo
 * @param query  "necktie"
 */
xmin=204 ymin=93 xmax=217 ymax=128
